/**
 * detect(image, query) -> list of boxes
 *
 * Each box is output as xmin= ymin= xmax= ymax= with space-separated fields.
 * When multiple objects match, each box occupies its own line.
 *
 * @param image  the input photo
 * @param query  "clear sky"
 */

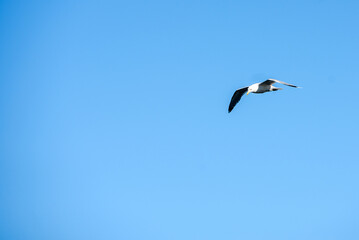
xmin=1 ymin=0 xmax=359 ymax=239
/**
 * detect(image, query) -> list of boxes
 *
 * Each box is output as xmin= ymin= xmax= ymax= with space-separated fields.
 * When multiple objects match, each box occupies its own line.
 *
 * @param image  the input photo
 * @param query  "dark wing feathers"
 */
xmin=228 ymin=87 xmax=248 ymax=113
xmin=260 ymin=79 xmax=276 ymax=85
xmin=261 ymin=79 xmax=299 ymax=88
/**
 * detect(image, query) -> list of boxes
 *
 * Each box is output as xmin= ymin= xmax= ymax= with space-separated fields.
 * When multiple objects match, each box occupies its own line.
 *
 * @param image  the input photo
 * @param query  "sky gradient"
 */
xmin=1 ymin=1 xmax=359 ymax=239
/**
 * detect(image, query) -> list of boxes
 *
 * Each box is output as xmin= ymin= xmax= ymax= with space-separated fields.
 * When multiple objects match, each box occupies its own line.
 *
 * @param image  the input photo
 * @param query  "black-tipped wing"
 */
xmin=261 ymin=79 xmax=300 ymax=88
xmin=228 ymin=87 xmax=248 ymax=113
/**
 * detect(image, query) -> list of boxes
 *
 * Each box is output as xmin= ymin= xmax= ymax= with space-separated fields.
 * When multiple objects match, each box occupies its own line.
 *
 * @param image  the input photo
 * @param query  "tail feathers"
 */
xmin=272 ymin=87 xmax=283 ymax=91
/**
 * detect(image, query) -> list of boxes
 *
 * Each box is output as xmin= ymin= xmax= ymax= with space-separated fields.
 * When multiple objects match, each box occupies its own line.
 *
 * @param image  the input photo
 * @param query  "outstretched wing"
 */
xmin=228 ymin=87 xmax=248 ymax=113
xmin=261 ymin=79 xmax=300 ymax=88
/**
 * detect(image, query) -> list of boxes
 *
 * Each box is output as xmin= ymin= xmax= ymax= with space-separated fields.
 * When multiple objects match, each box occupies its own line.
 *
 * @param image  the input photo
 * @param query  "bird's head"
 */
xmin=246 ymin=88 xmax=253 ymax=95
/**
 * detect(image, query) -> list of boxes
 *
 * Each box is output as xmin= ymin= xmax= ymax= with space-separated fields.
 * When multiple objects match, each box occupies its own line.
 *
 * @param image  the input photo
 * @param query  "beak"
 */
xmin=246 ymin=91 xmax=250 ymax=95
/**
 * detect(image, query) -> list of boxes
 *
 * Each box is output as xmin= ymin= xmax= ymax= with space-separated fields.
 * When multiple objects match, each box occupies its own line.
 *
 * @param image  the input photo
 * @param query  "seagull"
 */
xmin=228 ymin=79 xmax=301 ymax=113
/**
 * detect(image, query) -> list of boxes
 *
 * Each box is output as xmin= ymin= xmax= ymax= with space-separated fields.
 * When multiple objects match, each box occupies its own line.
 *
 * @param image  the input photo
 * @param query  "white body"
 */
xmin=249 ymin=83 xmax=278 ymax=94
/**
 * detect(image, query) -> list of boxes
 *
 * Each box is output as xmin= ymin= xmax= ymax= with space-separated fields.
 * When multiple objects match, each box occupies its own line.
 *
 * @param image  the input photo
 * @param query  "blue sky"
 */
xmin=1 ymin=0 xmax=359 ymax=239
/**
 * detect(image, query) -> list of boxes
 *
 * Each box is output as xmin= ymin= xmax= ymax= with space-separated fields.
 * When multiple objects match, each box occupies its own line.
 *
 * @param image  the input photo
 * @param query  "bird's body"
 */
xmin=248 ymin=83 xmax=268 ymax=93
xmin=228 ymin=79 xmax=300 ymax=113
xmin=248 ymin=83 xmax=282 ymax=93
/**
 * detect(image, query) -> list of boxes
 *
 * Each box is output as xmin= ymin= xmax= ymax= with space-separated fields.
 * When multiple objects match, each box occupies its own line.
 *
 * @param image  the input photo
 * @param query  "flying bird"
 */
xmin=228 ymin=79 xmax=301 ymax=113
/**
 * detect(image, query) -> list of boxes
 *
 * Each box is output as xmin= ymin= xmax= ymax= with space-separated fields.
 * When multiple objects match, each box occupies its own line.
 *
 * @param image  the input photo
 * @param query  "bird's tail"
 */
xmin=272 ymin=87 xmax=283 ymax=91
